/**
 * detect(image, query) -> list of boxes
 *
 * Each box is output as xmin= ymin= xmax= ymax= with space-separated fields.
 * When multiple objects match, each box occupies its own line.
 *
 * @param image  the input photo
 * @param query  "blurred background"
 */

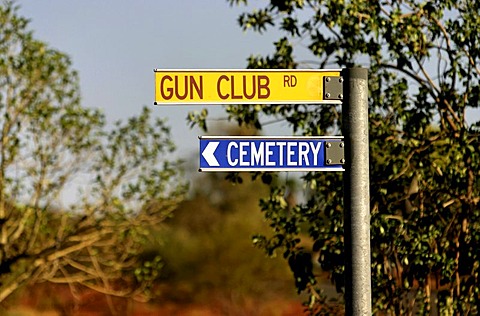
xmin=1 ymin=1 xmax=320 ymax=315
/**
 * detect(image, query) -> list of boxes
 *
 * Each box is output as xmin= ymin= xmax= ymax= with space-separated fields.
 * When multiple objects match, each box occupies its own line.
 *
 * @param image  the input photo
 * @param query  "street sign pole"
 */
xmin=342 ymin=68 xmax=371 ymax=315
xmin=154 ymin=67 xmax=372 ymax=314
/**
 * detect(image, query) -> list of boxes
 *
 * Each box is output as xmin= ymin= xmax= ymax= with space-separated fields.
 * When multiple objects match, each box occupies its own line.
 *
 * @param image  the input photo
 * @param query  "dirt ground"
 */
xmin=2 ymin=284 xmax=308 ymax=316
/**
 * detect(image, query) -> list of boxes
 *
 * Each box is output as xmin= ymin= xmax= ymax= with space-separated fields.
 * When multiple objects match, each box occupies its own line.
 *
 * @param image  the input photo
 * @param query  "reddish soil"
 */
xmin=2 ymin=284 xmax=307 ymax=316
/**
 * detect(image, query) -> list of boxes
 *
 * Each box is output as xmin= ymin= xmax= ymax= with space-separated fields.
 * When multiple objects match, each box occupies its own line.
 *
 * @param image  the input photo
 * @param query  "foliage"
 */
xmin=192 ymin=0 xmax=480 ymax=314
xmin=0 ymin=1 xmax=186 ymax=305
xmin=153 ymin=126 xmax=297 ymax=306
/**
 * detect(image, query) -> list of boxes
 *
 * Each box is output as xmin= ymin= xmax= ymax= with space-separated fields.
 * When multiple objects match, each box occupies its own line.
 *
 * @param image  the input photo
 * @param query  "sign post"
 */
xmin=342 ymin=68 xmax=371 ymax=315
xmin=154 ymin=67 xmax=371 ymax=315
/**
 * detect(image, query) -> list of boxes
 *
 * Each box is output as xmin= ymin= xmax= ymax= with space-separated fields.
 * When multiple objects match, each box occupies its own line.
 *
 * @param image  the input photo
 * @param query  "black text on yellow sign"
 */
xmin=154 ymin=69 xmax=341 ymax=105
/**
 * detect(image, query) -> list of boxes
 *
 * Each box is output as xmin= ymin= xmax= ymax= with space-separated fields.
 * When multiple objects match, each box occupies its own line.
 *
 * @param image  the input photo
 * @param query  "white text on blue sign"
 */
xmin=199 ymin=137 xmax=344 ymax=172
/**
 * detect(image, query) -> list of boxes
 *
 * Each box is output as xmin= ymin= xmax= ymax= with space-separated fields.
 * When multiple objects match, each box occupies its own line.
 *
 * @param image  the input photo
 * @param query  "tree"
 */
xmin=191 ymin=0 xmax=480 ymax=314
xmin=0 ymin=1 xmax=186 ymax=306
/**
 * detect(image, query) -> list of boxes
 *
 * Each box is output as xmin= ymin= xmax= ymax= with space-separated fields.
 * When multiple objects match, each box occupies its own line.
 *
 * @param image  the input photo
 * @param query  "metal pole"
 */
xmin=341 ymin=68 xmax=371 ymax=315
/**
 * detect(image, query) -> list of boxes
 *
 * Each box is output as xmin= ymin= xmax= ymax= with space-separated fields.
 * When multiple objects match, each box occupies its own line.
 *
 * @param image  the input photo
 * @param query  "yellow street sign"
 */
xmin=154 ymin=69 xmax=342 ymax=105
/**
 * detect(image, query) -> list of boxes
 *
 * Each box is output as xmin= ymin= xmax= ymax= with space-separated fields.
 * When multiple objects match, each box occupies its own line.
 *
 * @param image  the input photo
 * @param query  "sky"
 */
xmin=15 ymin=0 xmax=480 ymax=174
xmin=18 ymin=0 xmax=286 ymax=169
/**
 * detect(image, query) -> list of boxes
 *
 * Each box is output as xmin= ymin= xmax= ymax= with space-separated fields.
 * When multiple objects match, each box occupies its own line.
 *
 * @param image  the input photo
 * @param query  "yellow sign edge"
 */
xmin=154 ymin=68 xmax=341 ymax=73
xmin=153 ymin=100 xmax=342 ymax=105
xmin=153 ymin=69 xmax=342 ymax=105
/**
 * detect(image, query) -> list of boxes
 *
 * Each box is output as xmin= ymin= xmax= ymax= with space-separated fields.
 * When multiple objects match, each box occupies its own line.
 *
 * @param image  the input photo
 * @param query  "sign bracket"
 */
xmin=324 ymin=76 xmax=344 ymax=100
xmin=325 ymin=141 xmax=345 ymax=165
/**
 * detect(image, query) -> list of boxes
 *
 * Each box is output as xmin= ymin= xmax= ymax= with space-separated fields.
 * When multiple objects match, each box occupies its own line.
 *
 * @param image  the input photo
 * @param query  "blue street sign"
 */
xmin=199 ymin=136 xmax=344 ymax=172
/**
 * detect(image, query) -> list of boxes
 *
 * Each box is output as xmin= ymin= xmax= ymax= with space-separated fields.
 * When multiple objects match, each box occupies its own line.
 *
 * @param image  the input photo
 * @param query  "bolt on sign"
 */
xmin=154 ymin=69 xmax=342 ymax=105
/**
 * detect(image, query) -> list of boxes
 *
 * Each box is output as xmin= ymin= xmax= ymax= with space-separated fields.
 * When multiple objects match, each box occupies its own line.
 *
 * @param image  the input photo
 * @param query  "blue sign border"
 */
xmin=199 ymin=136 xmax=344 ymax=172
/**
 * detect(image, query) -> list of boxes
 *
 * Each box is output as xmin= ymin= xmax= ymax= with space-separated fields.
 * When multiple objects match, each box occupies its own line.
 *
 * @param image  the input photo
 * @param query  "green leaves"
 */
xmin=224 ymin=0 xmax=480 ymax=313
xmin=238 ymin=8 xmax=274 ymax=33
xmin=288 ymin=250 xmax=315 ymax=292
xmin=0 ymin=2 xmax=186 ymax=303
xmin=92 ymin=106 xmax=185 ymax=215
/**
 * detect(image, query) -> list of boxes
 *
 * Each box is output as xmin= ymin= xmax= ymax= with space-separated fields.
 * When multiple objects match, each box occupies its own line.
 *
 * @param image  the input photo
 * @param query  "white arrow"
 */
xmin=202 ymin=142 xmax=220 ymax=166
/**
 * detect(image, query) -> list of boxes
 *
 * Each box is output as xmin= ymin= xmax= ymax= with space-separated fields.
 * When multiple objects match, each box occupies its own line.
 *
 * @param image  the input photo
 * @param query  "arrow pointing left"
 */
xmin=202 ymin=142 xmax=220 ymax=166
